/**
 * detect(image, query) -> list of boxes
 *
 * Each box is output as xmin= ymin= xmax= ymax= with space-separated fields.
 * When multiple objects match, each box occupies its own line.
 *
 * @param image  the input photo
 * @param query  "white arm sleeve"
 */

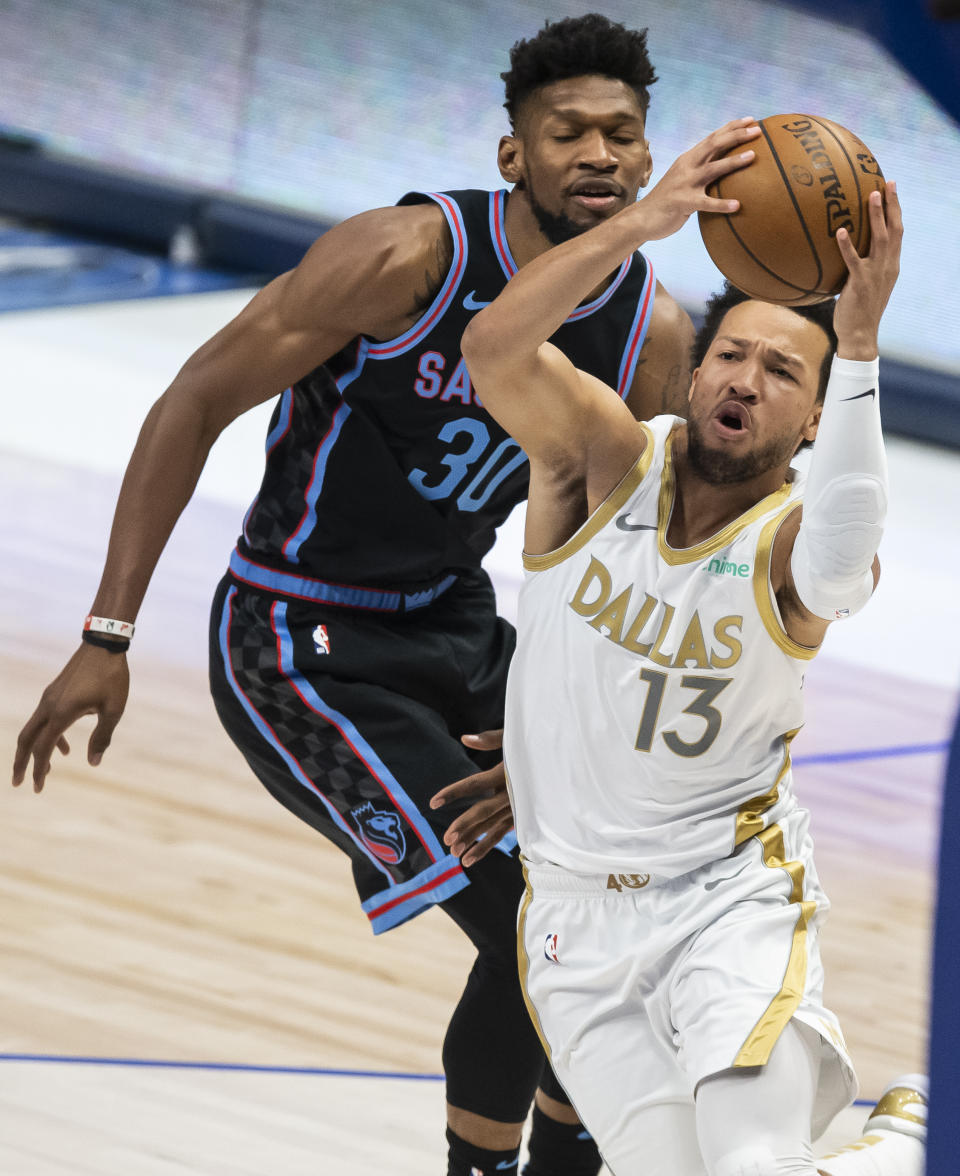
xmin=790 ymin=355 xmax=887 ymax=621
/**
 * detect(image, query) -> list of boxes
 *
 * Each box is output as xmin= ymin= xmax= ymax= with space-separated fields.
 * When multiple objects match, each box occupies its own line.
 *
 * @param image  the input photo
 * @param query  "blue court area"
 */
xmin=0 ymin=221 xmax=263 ymax=313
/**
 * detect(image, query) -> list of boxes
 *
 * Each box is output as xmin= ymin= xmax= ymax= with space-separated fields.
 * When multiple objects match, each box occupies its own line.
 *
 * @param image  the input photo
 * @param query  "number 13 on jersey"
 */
xmin=634 ymin=668 xmax=731 ymax=758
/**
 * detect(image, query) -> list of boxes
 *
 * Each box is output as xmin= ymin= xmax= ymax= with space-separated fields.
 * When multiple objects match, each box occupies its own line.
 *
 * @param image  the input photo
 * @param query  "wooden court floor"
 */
xmin=0 ymin=447 xmax=953 ymax=1172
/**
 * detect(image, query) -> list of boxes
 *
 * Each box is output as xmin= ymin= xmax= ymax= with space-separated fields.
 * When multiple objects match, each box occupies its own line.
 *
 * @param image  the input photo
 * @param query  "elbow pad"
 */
xmin=790 ymin=356 xmax=887 ymax=621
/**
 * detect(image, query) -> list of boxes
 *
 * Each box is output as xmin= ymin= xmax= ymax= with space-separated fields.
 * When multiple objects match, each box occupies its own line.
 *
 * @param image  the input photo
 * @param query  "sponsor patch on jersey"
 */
xmin=703 ymin=557 xmax=751 ymax=577
xmin=543 ymin=932 xmax=560 ymax=964
xmin=312 ymin=623 xmax=331 ymax=654
xmin=350 ymin=802 xmax=407 ymax=864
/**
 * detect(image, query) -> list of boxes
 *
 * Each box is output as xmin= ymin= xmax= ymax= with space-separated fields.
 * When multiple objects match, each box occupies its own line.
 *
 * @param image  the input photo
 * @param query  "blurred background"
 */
xmin=1 ymin=0 xmax=958 ymax=376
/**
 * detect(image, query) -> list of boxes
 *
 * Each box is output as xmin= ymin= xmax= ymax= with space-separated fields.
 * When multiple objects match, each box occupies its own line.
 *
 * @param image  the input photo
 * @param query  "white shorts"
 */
xmin=519 ymin=806 xmax=857 ymax=1168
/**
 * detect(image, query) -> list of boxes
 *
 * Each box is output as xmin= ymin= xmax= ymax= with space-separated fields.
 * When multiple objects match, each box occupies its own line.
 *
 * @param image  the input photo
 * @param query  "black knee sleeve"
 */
xmin=440 ymin=850 xmax=547 ymax=1121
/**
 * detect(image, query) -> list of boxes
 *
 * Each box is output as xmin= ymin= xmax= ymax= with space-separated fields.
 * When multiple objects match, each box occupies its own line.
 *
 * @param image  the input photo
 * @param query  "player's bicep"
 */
xmin=171 ymin=206 xmax=448 ymax=426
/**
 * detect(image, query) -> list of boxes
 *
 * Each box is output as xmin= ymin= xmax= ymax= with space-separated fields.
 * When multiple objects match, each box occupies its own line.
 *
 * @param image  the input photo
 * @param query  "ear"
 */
xmin=687 ymin=366 xmax=700 ymax=405
xmin=639 ymin=140 xmax=653 ymax=189
xmin=498 ymin=135 xmax=523 ymax=185
xmin=800 ymin=402 xmax=822 ymax=444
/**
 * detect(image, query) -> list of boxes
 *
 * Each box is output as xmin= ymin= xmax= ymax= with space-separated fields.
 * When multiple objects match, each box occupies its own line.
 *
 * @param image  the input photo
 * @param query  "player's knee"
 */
xmin=709 ymin=1144 xmax=814 ymax=1176
xmin=709 ymin=1143 xmax=778 ymax=1176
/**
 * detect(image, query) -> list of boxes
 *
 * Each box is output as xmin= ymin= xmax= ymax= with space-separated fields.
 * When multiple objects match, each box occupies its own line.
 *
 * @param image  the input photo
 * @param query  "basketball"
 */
xmin=698 ymin=113 xmax=885 ymax=305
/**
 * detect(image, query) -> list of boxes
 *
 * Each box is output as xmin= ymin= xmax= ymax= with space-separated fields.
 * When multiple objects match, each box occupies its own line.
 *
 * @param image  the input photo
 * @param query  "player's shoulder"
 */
xmin=649 ymin=281 xmax=694 ymax=339
xmin=285 ymin=200 xmax=454 ymax=309
xmin=318 ymin=200 xmax=451 ymax=264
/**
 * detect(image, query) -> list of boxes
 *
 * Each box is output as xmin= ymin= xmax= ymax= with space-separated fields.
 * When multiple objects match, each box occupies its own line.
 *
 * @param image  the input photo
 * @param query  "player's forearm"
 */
xmin=790 ymin=356 xmax=887 ymax=621
xmin=88 ymin=388 xmax=222 ymax=623
xmin=462 ymin=204 xmax=648 ymax=378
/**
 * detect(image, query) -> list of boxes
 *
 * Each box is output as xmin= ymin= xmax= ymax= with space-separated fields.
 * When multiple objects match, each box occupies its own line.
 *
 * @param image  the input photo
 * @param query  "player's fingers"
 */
xmin=835 ymin=225 xmax=860 ymax=271
xmin=460 ymin=729 xmax=504 ymax=751
xmin=696 ymin=150 xmax=754 ymax=202
xmin=883 ymin=181 xmax=903 ymax=236
xmin=703 ymin=149 xmax=755 ymax=186
xmin=12 ymin=710 xmax=47 ymax=786
xmin=87 ymin=712 xmax=121 ymax=768
xmin=700 ymin=195 xmax=741 ymax=216
xmin=13 ymin=703 xmax=67 ymax=787
xmin=867 ymin=189 xmax=889 ymax=248
xmin=462 ymin=817 xmax=515 ymax=868
xmin=443 ymin=795 xmax=506 ymax=844
xmin=696 ymin=119 xmax=760 ymax=162
xmin=430 ymin=773 xmax=495 ymax=808
xmin=56 ymin=735 xmax=70 ymax=756
xmin=28 ymin=724 xmax=63 ymax=793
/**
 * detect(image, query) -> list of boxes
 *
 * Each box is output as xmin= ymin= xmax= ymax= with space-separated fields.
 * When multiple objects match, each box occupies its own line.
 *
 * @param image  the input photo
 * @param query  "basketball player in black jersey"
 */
xmin=15 ymin=15 xmax=696 ymax=1175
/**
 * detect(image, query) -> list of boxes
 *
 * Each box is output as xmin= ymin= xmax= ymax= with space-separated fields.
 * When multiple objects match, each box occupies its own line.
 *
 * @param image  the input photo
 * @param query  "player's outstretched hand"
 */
xmin=633 ymin=117 xmax=761 ymax=243
xmin=12 ymin=646 xmax=129 ymax=793
xmin=430 ymin=729 xmax=514 ymax=868
xmin=834 ymin=180 xmax=902 ymax=358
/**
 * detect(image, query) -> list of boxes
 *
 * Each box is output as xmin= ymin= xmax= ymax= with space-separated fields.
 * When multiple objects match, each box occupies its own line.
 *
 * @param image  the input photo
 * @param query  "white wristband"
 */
xmin=84 ymin=615 xmax=136 ymax=639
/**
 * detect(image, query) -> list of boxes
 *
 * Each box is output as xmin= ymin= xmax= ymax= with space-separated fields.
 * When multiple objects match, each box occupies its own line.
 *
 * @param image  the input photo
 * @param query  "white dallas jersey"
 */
xmin=504 ymin=416 xmax=817 ymax=877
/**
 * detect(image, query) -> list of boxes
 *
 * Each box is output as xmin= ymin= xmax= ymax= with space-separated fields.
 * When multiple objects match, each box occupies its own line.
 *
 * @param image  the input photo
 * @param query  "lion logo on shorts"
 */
xmin=350 ymin=802 xmax=407 ymax=864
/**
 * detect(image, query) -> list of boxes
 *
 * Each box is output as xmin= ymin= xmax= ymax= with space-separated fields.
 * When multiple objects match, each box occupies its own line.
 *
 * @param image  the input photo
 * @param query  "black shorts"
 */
xmin=209 ymin=569 xmax=516 ymax=934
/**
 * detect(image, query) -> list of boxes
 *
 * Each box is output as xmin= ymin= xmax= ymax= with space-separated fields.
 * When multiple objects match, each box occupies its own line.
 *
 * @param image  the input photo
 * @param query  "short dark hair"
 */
xmin=693 ymin=281 xmax=837 ymax=404
xmin=502 ymin=13 xmax=657 ymax=129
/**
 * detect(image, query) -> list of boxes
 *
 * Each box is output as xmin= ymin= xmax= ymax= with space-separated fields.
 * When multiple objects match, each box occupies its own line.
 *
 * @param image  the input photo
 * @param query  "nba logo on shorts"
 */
xmin=313 ymin=624 xmax=331 ymax=654
xmin=544 ymin=932 xmax=560 ymax=964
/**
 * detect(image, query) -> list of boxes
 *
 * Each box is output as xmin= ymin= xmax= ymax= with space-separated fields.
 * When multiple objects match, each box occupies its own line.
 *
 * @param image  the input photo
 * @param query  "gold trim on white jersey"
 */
xmin=734 ymin=729 xmax=800 ymax=847
xmin=656 ymin=431 xmax=795 ymax=566
xmin=522 ymin=424 xmax=655 ymax=572
xmin=733 ymin=823 xmax=817 ymax=1067
xmin=517 ymin=859 xmax=553 ymax=1061
xmin=752 ymin=504 xmax=819 ymax=661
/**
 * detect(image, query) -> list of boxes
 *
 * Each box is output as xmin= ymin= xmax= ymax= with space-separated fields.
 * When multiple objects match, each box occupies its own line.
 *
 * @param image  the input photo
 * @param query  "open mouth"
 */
xmin=712 ymin=401 xmax=751 ymax=437
xmin=569 ymin=180 xmax=622 ymax=212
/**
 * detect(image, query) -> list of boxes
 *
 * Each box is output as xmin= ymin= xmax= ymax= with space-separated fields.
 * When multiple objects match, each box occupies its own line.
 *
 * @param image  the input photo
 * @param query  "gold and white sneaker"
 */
xmin=865 ymin=1074 xmax=928 ymax=1143
xmin=818 ymin=1075 xmax=926 ymax=1176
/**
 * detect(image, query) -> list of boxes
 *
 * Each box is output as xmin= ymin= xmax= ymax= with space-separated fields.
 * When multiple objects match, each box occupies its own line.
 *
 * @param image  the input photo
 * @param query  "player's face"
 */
xmin=685 ymin=301 xmax=828 ymax=485
xmin=498 ymin=76 xmax=652 ymax=243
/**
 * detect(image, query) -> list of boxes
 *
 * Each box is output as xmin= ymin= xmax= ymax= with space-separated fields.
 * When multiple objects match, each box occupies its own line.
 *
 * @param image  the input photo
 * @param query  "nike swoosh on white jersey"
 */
xmin=616 ymin=512 xmax=657 ymax=532
xmin=462 ymin=290 xmax=491 ymax=310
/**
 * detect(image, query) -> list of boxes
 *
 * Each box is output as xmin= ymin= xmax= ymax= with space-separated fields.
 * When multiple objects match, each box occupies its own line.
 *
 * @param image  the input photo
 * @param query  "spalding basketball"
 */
xmin=698 ymin=113 xmax=885 ymax=305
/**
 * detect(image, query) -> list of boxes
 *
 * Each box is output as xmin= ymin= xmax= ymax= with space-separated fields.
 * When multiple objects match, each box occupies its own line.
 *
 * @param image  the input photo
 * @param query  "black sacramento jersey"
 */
xmin=230 ymin=189 xmax=656 ymax=611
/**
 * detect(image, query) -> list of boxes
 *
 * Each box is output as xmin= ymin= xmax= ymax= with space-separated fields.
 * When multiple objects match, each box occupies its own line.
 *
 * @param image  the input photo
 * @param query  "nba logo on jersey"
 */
xmin=312 ymin=624 xmax=331 ymax=654
xmin=544 ymin=932 xmax=560 ymax=964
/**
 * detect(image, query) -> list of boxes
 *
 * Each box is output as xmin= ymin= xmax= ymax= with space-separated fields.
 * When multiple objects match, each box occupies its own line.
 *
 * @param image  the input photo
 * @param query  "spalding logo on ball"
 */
xmin=698 ymin=113 xmax=885 ymax=305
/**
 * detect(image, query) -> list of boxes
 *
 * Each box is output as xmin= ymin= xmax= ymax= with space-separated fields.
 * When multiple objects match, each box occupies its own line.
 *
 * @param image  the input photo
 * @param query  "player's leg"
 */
xmin=438 ymin=849 xmax=552 ymax=1175
xmin=209 ymin=577 xmax=582 ymax=1172
xmin=695 ymin=1019 xmax=821 ymax=1175
xmin=517 ymin=863 xmax=706 ymax=1176
xmin=676 ymin=807 xmax=920 ymax=1176
xmin=696 ymin=1027 xmax=926 ymax=1176
xmin=432 ymin=572 xmax=602 ymax=1175
xmin=522 ymin=1068 xmax=604 ymax=1176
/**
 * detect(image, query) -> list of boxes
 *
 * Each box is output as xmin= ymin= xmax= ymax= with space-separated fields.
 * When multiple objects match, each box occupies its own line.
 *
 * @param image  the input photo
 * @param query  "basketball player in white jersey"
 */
xmin=435 ymin=118 xmax=923 ymax=1175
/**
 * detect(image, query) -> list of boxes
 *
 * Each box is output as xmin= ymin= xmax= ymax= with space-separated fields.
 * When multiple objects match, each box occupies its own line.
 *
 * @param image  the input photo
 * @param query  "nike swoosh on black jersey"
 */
xmin=839 ymin=387 xmax=877 ymax=402
xmin=462 ymin=290 xmax=491 ymax=310
xmin=616 ymin=513 xmax=657 ymax=532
